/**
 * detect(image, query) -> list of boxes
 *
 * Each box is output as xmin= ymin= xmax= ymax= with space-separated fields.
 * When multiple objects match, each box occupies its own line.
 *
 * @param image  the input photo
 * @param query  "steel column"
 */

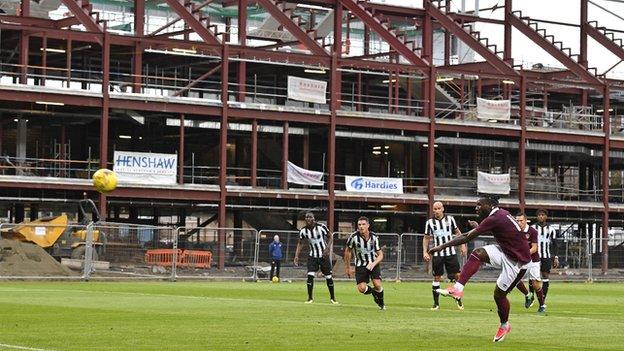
xmin=427 ymin=65 xmax=436 ymax=215
xmin=602 ymin=84 xmax=610 ymax=274
xmin=178 ymin=114 xmax=185 ymax=184
xmin=218 ymin=45 xmax=229 ymax=270
xmin=99 ymin=31 xmax=111 ymax=219
xmin=41 ymin=36 xmax=47 ymax=85
xmin=303 ymin=132 xmax=310 ymax=169
xmin=133 ymin=0 xmax=144 ymax=93
xmin=238 ymin=0 xmax=247 ymax=102
xmin=282 ymin=121 xmax=289 ymax=190
xmin=327 ymin=2 xmax=342 ymax=232
xmin=66 ymin=40 xmax=72 ymax=87
xmin=19 ymin=8 xmax=29 ymax=84
xmin=519 ymin=76 xmax=526 ymax=211
xmin=580 ymin=0 xmax=588 ymax=67
xmin=251 ymin=119 xmax=258 ymax=187
xmin=504 ymin=0 xmax=512 ymax=64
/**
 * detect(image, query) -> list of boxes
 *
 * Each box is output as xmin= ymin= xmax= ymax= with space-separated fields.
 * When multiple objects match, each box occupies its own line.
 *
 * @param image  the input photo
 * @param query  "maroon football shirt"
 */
xmin=475 ymin=208 xmax=532 ymax=264
xmin=525 ymin=226 xmax=540 ymax=262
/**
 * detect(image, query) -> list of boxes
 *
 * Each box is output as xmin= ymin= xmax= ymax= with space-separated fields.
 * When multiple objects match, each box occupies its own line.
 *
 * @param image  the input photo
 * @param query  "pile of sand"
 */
xmin=0 ymin=239 xmax=76 ymax=276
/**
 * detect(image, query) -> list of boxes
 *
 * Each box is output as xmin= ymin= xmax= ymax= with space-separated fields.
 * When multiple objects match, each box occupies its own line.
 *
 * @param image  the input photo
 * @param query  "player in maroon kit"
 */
xmin=428 ymin=197 xmax=531 ymax=343
xmin=513 ymin=212 xmax=546 ymax=313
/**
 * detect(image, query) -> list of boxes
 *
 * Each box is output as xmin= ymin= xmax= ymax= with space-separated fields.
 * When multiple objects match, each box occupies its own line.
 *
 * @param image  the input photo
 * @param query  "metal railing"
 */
xmin=0 ymin=220 xmax=620 ymax=281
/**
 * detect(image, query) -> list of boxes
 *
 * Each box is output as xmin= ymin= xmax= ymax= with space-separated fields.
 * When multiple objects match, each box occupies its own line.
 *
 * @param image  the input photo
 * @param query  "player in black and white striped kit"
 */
xmin=294 ymin=212 xmax=337 ymax=304
xmin=423 ymin=201 xmax=467 ymax=310
xmin=531 ymin=209 xmax=559 ymax=313
xmin=344 ymin=216 xmax=385 ymax=310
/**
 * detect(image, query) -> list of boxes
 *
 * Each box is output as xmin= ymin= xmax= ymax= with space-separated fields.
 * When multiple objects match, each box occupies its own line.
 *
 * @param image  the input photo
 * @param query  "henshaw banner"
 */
xmin=345 ymin=176 xmax=404 ymax=194
xmin=477 ymin=171 xmax=510 ymax=195
xmin=113 ymin=151 xmax=177 ymax=185
xmin=287 ymin=76 xmax=327 ymax=104
xmin=477 ymin=97 xmax=511 ymax=121
xmin=287 ymin=161 xmax=324 ymax=186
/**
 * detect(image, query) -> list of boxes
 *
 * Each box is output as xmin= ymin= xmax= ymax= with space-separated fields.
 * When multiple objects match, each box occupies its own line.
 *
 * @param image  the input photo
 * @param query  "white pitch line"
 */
xmin=0 ymin=343 xmax=54 ymax=351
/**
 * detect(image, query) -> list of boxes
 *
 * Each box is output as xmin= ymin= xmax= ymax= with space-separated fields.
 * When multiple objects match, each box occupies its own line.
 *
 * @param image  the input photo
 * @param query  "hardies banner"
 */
xmin=287 ymin=161 xmax=324 ymax=186
xmin=477 ymin=171 xmax=510 ymax=195
xmin=345 ymin=176 xmax=403 ymax=194
xmin=287 ymin=76 xmax=327 ymax=104
xmin=113 ymin=151 xmax=177 ymax=185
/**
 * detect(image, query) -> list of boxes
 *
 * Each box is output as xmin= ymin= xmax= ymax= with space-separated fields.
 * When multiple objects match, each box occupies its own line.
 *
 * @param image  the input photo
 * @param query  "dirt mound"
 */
xmin=0 ymin=239 xmax=76 ymax=276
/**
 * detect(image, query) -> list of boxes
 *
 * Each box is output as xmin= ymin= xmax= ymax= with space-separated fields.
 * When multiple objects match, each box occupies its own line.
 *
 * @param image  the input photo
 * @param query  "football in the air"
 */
xmin=92 ymin=169 xmax=118 ymax=193
xmin=271 ymin=276 xmax=279 ymax=283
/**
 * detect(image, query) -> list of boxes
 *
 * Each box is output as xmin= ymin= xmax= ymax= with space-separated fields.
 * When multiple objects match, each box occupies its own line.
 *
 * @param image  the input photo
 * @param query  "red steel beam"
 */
xmin=162 ymin=0 xmax=221 ymax=45
xmin=254 ymin=0 xmax=328 ymax=56
xmin=59 ymin=0 xmax=104 ymax=45
xmin=251 ymin=119 xmax=258 ymax=187
xmin=602 ymin=84 xmax=610 ymax=273
xmin=518 ymin=75 xmax=526 ymax=211
xmin=586 ymin=25 xmax=624 ymax=62
xmin=172 ymin=64 xmax=221 ymax=96
xmin=341 ymin=0 xmax=429 ymax=69
xmin=427 ymin=3 xmax=518 ymax=77
xmin=509 ymin=13 xmax=602 ymax=86
xmin=218 ymin=44 xmax=229 ymax=269
xmin=580 ymin=0 xmax=588 ymax=67
xmin=281 ymin=121 xmax=288 ymax=190
xmin=178 ymin=114 xmax=185 ymax=184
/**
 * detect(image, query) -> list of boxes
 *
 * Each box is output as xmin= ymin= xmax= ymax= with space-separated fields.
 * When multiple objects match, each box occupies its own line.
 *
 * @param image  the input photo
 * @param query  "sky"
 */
xmin=376 ymin=0 xmax=624 ymax=79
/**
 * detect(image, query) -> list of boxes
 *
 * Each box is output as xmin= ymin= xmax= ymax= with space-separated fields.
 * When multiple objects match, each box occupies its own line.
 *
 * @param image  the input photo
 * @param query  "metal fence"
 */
xmin=0 ymin=222 xmax=622 ymax=282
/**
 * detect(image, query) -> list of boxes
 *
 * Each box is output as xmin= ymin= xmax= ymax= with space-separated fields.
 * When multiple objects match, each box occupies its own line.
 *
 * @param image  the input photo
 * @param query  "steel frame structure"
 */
xmin=1 ymin=0 xmax=623 ymax=271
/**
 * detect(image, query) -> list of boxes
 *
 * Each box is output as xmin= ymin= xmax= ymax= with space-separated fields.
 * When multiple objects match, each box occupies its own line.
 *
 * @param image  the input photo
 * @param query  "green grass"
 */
xmin=0 ymin=281 xmax=622 ymax=350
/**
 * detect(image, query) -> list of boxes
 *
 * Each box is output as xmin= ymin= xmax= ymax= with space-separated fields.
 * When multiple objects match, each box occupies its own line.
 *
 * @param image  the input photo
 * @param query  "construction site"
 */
xmin=0 ymin=0 xmax=623 ymax=280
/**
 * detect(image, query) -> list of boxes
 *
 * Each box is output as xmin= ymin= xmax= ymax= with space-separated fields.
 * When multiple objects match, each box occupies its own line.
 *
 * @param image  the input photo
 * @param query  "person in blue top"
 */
xmin=269 ymin=235 xmax=283 ymax=280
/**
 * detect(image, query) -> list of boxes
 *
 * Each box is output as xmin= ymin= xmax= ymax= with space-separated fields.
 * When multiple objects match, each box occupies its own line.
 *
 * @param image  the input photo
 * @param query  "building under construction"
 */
xmin=0 ymin=0 xmax=623 ymax=272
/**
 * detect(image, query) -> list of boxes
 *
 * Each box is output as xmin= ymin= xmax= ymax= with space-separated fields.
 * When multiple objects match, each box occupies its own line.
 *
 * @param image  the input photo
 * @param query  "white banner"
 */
xmin=345 ymin=176 xmax=403 ymax=194
xmin=287 ymin=76 xmax=327 ymax=104
xmin=287 ymin=161 xmax=324 ymax=186
xmin=477 ymin=171 xmax=510 ymax=195
xmin=113 ymin=151 xmax=177 ymax=185
xmin=477 ymin=97 xmax=511 ymax=121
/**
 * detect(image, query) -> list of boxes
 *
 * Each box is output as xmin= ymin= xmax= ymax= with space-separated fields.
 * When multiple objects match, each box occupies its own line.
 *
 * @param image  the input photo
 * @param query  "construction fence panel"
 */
xmin=258 ymin=230 xmax=302 ymax=281
xmin=88 ymin=222 xmax=178 ymax=280
xmin=0 ymin=222 xmax=95 ymax=279
xmin=399 ymin=233 xmax=499 ymax=282
xmin=175 ymin=227 xmax=258 ymax=279
xmin=331 ymin=232 xmax=400 ymax=282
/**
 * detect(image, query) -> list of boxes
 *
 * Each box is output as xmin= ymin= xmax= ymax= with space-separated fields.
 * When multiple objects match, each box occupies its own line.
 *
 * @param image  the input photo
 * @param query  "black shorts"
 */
xmin=540 ymin=258 xmax=552 ymax=273
xmin=307 ymin=257 xmax=332 ymax=276
xmin=355 ymin=265 xmax=382 ymax=284
xmin=432 ymin=254 xmax=461 ymax=279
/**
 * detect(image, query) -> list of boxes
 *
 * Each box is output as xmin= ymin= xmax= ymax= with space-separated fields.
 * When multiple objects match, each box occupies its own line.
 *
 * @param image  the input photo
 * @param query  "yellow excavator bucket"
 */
xmin=0 ymin=214 xmax=68 ymax=248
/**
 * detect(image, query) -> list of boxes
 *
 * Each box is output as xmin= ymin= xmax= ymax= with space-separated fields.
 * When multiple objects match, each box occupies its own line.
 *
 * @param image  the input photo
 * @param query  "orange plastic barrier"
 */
xmin=145 ymin=249 xmax=181 ymax=267
xmin=179 ymin=250 xmax=212 ymax=269
xmin=145 ymin=249 xmax=212 ymax=269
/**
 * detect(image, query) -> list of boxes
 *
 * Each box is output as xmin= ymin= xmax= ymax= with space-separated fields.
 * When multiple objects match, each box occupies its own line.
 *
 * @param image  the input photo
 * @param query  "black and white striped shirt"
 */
xmin=532 ymin=223 xmax=557 ymax=259
xmin=346 ymin=231 xmax=381 ymax=267
xmin=425 ymin=215 xmax=458 ymax=257
xmin=299 ymin=223 xmax=330 ymax=258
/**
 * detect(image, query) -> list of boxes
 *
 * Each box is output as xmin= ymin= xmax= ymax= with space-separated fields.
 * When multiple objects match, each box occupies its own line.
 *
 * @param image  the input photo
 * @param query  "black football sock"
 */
xmin=542 ymin=279 xmax=550 ymax=300
xmin=326 ymin=277 xmax=335 ymax=300
xmin=432 ymin=282 xmax=440 ymax=306
xmin=376 ymin=287 xmax=385 ymax=306
xmin=363 ymin=285 xmax=374 ymax=295
xmin=306 ymin=275 xmax=314 ymax=300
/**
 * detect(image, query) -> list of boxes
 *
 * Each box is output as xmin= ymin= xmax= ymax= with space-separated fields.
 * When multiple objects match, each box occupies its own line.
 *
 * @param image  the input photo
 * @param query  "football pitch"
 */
xmin=0 ymin=281 xmax=622 ymax=350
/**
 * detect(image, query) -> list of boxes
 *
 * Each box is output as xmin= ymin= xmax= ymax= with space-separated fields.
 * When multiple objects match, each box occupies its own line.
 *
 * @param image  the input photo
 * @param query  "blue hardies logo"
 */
xmin=351 ymin=177 xmax=364 ymax=190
